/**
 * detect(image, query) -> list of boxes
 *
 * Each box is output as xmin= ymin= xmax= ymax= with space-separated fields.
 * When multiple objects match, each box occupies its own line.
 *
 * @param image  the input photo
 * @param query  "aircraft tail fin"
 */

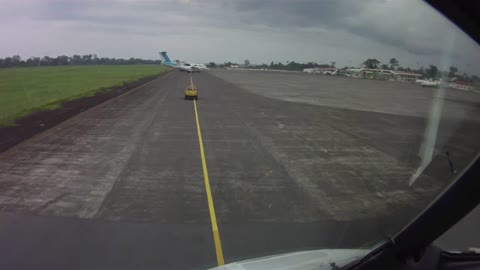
xmin=159 ymin=51 xmax=173 ymax=63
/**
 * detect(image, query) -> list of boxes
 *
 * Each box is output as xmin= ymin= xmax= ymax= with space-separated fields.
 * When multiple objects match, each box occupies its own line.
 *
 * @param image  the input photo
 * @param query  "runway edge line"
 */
xmin=193 ymin=99 xmax=225 ymax=266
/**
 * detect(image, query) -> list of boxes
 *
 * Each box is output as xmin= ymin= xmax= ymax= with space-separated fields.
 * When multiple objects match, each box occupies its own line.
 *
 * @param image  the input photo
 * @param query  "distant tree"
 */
xmin=244 ymin=59 xmax=250 ymax=67
xmin=268 ymin=61 xmax=286 ymax=70
xmin=381 ymin=64 xmax=389 ymax=70
xmin=418 ymin=66 xmax=426 ymax=76
xmin=207 ymin=62 xmax=216 ymax=68
xmin=96 ymin=57 xmax=106 ymax=65
xmin=41 ymin=56 xmax=53 ymax=66
xmin=274 ymin=62 xmax=285 ymax=70
xmin=425 ymin=65 xmax=439 ymax=79
xmin=25 ymin=57 xmax=40 ymax=66
xmin=71 ymin=54 xmax=82 ymax=65
xmin=11 ymin=55 xmax=21 ymax=66
xmin=448 ymin=66 xmax=458 ymax=78
xmin=285 ymin=61 xmax=298 ymax=71
xmin=389 ymin=58 xmax=399 ymax=70
xmin=363 ymin=58 xmax=380 ymax=69
xmin=82 ymin=54 xmax=93 ymax=64
xmin=438 ymin=70 xmax=449 ymax=79
xmin=56 ymin=55 xmax=69 ymax=65
xmin=460 ymin=72 xmax=470 ymax=81
xmin=0 ymin=54 xmax=164 ymax=68
xmin=306 ymin=62 xmax=316 ymax=68
xmin=3 ymin=57 xmax=12 ymax=67
xmin=330 ymin=61 xmax=336 ymax=68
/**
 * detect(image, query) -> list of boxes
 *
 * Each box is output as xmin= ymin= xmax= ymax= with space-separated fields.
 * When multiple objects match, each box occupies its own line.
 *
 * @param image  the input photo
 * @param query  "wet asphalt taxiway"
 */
xmin=0 ymin=70 xmax=479 ymax=269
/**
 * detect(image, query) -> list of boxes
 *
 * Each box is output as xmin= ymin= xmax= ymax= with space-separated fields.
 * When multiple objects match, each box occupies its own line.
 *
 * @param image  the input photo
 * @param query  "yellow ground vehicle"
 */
xmin=184 ymin=77 xmax=198 ymax=100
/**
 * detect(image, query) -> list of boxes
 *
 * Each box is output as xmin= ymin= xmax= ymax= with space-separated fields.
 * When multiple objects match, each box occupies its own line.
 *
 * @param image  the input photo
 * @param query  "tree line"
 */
xmin=361 ymin=57 xmax=477 ymax=81
xmin=208 ymin=60 xmax=336 ymax=71
xmin=0 ymin=54 xmax=161 ymax=68
xmin=5 ymin=54 xmax=476 ymax=81
xmin=210 ymin=58 xmax=477 ymax=81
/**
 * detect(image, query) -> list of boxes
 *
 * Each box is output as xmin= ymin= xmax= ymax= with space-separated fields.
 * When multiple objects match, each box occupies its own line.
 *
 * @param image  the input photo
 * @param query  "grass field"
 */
xmin=0 ymin=65 xmax=169 ymax=126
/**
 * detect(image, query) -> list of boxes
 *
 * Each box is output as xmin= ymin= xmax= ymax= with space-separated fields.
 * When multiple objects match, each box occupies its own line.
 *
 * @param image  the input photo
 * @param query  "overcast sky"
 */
xmin=1 ymin=0 xmax=480 ymax=74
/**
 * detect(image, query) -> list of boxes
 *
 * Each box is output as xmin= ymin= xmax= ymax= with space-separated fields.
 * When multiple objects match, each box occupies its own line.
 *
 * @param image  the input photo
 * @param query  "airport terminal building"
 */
xmin=348 ymin=68 xmax=421 ymax=82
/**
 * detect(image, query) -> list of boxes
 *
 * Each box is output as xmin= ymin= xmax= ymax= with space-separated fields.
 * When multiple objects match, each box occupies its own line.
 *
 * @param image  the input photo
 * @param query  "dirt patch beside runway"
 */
xmin=0 ymin=72 xmax=169 ymax=154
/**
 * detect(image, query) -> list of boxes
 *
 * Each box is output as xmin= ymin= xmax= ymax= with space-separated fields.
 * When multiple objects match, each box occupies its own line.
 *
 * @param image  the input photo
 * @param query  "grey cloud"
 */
xmin=212 ymin=0 xmax=471 ymax=56
xmin=31 ymin=0 xmax=362 ymax=31
xmin=1 ymin=0 xmax=479 ymax=72
xmin=29 ymin=0 xmax=464 ymax=54
xmin=223 ymin=0 xmax=364 ymax=28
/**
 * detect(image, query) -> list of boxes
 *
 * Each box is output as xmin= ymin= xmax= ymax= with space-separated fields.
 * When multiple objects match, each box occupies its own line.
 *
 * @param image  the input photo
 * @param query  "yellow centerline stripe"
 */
xmin=193 ymin=99 xmax=225 ymax=266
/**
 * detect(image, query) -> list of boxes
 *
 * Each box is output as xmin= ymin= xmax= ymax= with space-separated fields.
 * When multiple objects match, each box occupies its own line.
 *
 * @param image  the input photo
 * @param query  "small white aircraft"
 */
xmin=159 ymin=51 xmax=208 ymax=73
xmin=415 ymin=79 xmax=440 ymax=87
xmin=323 ymin=69 xmax=337 ymax=75
xmin=192 ymin=63 xmax=209 ymax=70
